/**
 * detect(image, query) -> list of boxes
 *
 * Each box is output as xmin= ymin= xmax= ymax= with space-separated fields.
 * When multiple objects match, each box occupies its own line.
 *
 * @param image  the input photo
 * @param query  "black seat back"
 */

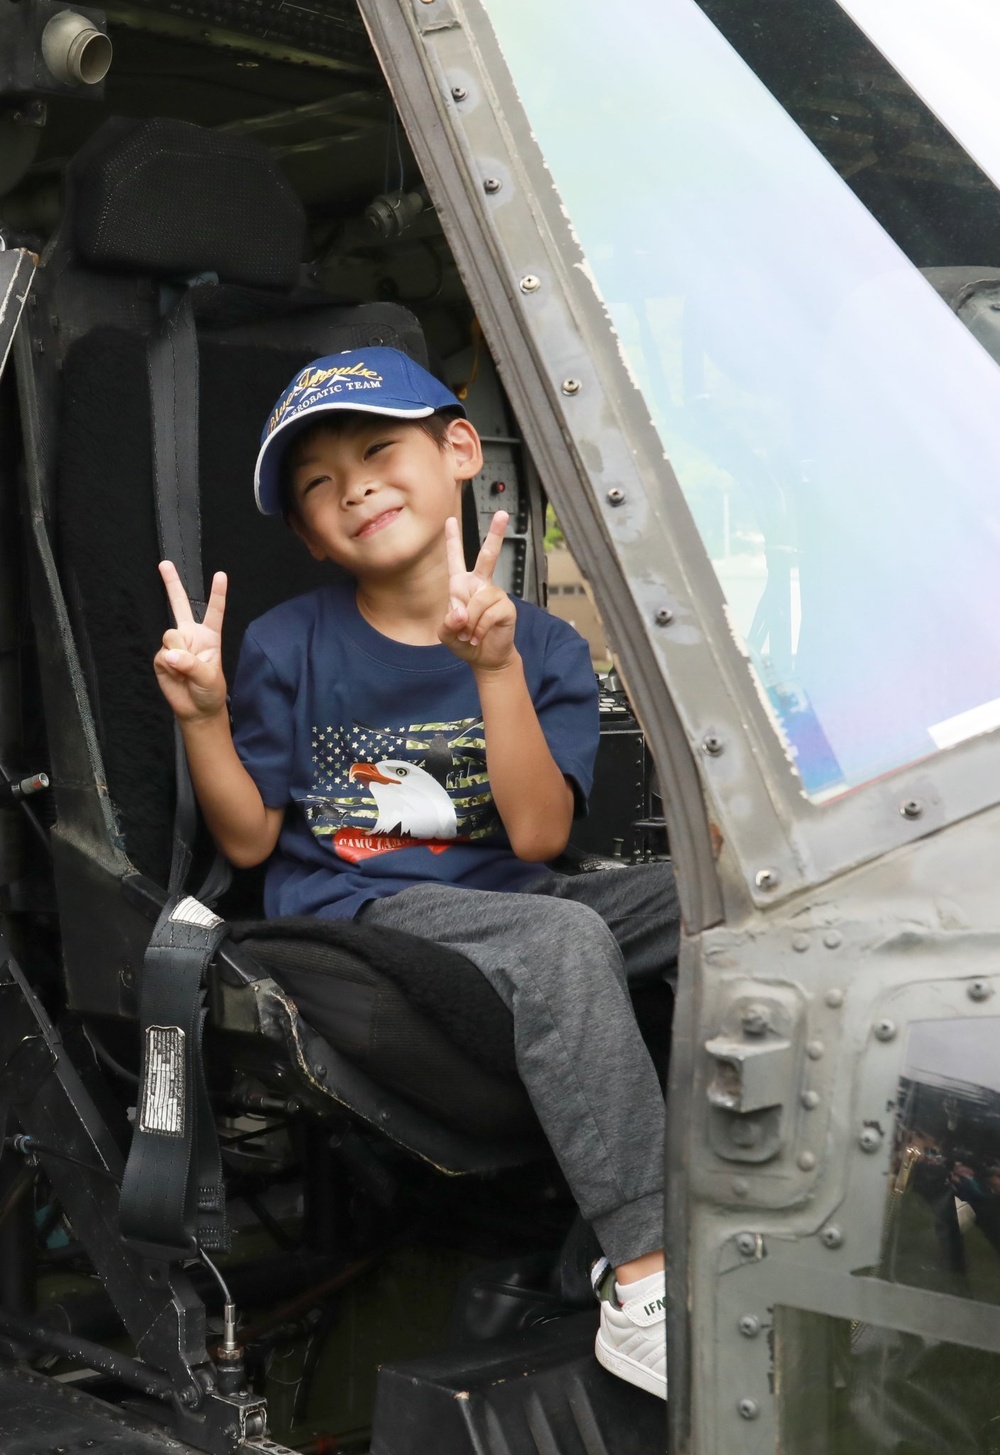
xmin=18 ymin=115 xmax=543 ymax=1158
xmin=54 ymin=117 xmax=429 ymax=891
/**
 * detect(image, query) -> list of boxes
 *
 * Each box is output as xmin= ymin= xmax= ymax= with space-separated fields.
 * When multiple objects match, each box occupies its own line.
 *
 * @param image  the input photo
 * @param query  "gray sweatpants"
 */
xmin=361 ymin=861 xmax=679 ymax=1267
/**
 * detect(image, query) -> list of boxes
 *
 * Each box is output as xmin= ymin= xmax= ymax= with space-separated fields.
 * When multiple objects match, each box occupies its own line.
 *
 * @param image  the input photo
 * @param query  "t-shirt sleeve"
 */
xmin=230 ymin=628 xmax=296 ymax=809
xmin=533 ymin=620 xmax=600 ymax=815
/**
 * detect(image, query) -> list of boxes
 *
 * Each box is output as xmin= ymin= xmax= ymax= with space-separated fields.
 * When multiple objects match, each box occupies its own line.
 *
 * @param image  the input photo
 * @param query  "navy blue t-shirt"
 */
xmin=231 ymin=581 xmax=599 ymax=920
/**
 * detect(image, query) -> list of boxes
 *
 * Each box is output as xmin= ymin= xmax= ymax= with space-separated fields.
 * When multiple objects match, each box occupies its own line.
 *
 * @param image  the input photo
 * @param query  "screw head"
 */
xmin=737 ymin=1398 xmax=760 ymax=1420
xmin=823 ymin=929 xmax=843 ymax=949
xmin=519 ymin=274 xmax=540 ymax=293
xmin=451 ymin=84 xmax=468 ymax=100
xmin=562 ymin=377 xmax=582 ymax=395
xmin=873 ymin=1018 xmax=897 ymax=1042
xmin=859 ymin=1125 xmax=883 ymax=1153
xmin=820 ymin=1224 xmax=843 ymax=1249
xmin=483 ymin=176 xmax=502 ymax=194
xmin=738 ymin=1314 xmax=761 ymax=1338
xmin=969 ymin=979 xmax=993 ymax=1002
xmin=900 ymin=798 xmax=923 ymax=819
xmin=740 ymin=1004 xmax=769 ymax=1037
xmin=736 ymin=1231 xmax=759 ymax=1257
xmin=754 ymin=867 xmax=780 ymax=890
xmin=801 ymin=1089 xmax=821 ymax=1110
xmin=806 ymin=1039 xmax=825 ymax=1060
xmin=654 ymin=606 xmax=674 ymax=626
xmin=702 ymin=733 xmax=724 ymax=757
xmin=825 ymin=987 xmax=844 ymax=1008
xmin=605 ymin=486 xmax=625 ymax=505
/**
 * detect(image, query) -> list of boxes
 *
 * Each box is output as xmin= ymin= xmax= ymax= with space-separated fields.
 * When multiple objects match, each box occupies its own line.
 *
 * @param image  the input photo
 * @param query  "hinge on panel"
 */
xmin=704 ymin=992 xmax=801 ymax=1163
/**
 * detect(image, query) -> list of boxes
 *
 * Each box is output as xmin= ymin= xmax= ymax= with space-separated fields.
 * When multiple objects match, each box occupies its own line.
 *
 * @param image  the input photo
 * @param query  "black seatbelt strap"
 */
xmin=119 ymin=894 xmax=229 ymax=1258
xmin=128 ymin=297 xmax=231 ymax=1259
xmin=147 ymin=285 xmax=231 ymax=903
xmin=148 ymin=288 xmax=205 ymax=615
xmin=148 ymin=288 xmax=202 ymax=897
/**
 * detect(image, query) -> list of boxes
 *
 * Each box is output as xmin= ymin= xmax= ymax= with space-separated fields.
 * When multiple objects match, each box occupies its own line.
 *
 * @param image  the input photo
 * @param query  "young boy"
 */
xmin=153 ymin=347 xmax=679 ymax=1399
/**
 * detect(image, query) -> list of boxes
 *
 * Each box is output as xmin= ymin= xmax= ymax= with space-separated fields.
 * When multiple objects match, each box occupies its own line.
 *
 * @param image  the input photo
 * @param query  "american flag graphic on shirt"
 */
xmin=302 ymin=718 xmax=500 ymax=863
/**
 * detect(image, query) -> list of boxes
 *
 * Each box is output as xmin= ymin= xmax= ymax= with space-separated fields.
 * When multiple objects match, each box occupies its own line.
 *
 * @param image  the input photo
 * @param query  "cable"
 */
xmin=81 ymin=1021 xmax=139 ymax=1086
xmin=198 ymin=1245 xmax=233 ymax=1306
xmin=5 ymin=1134 xmax=119 ymax=1185
xmin=199 ymin=1246 xmax=241 ymax=1364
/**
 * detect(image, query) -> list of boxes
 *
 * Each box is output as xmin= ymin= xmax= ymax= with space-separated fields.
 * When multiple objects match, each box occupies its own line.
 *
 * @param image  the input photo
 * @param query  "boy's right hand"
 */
xmin=154 ymin=561 xmax=229 ymax=723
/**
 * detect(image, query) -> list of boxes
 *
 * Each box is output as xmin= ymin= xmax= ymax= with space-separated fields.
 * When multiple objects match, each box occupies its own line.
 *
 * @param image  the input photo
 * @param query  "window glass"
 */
xmin=878 ymin=1018 xmax=1000 ymax=1307
xmin=775 ymin=1308 xmax=1000 ymax=1453
xmin=483 ymin=0 xmax=1000 ymax=800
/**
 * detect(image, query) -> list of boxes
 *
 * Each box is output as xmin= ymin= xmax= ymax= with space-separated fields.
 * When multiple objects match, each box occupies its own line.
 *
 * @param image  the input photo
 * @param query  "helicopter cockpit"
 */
xmin=3 ymin=1 xmax=1000 ymax=1453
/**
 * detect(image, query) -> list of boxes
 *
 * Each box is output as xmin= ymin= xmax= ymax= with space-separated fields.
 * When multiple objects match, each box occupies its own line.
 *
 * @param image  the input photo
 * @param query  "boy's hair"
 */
xmin=279 ymin=407 xmax=464 ymax=523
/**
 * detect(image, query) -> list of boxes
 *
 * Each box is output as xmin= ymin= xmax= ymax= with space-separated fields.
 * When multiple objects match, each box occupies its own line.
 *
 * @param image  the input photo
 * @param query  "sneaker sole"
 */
xmin=595 ymin=1326 xmax=667 ymax=1400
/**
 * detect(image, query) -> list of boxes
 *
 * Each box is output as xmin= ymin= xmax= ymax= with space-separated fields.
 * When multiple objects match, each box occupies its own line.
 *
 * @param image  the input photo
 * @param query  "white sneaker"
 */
xmin=592 ymin=1259 xmax=667 ymax=1399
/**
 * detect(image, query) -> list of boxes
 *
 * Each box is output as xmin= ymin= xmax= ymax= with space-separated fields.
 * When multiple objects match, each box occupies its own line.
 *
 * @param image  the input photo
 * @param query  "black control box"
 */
xmin=568 ymin=677 xmax=666 ymax=863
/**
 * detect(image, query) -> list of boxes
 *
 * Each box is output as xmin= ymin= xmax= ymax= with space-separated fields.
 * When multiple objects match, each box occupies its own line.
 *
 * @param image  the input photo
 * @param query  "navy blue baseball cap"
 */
xmin=254 ymin=346 xmax=466 ymax=515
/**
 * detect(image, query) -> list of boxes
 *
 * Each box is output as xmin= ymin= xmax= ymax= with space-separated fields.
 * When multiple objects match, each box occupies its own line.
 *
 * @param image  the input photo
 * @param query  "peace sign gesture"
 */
xmin=153 ymin=560 xmax=229 ymax=723
xmin=439 ymin=510 xmax=517 ymax=671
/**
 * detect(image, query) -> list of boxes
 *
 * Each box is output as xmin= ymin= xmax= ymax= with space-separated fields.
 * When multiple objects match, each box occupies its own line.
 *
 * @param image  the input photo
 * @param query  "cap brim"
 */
xmin=254 ymin=399 xmax=436 ymax=515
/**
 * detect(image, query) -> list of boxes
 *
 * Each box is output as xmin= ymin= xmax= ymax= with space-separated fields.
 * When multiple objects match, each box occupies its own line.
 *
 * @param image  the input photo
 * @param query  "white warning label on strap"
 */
xmin=170 ymin=896 xmax=223 ymax=930
xmin=140 ymin=1025 xmax=186 ymax=1137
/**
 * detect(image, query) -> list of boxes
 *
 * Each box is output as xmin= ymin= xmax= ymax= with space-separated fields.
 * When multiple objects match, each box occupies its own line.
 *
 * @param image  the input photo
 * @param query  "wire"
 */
xmin=6 ymin=1135 xmax=119 ymax=1185
xmin=82 ymin=1021 xmax=139 ymax=1086
xmin=198 ymin=1245 xmax=233 ymax=1307
xmin=219 ymin=1117 xmax=291 ymax=1149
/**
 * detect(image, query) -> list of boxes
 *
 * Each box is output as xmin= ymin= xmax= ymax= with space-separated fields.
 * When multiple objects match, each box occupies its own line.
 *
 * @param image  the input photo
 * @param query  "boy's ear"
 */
xmin=445 ymin=417 xmax=484 ymax=481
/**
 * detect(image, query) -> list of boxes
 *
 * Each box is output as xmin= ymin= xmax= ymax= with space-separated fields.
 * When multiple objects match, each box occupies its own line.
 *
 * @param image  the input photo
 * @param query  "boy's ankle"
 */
xmin=615 ymin=1249 xmax=665 ymax=1286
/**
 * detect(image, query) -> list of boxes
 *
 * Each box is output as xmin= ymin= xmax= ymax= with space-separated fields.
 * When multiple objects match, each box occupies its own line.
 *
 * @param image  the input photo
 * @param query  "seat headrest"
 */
xmin=69 ymin=117 xmax=306 ymax=290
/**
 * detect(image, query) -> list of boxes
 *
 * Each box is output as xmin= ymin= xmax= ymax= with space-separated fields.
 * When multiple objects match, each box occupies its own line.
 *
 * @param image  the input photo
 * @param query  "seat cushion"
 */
xmin=229 ymin=916 xmax=538 ymax=1139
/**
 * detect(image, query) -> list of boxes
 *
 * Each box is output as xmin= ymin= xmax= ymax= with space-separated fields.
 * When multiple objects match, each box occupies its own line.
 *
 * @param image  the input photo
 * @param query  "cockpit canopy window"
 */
xmin=483 ymin=0 xmax=1000 ymax=801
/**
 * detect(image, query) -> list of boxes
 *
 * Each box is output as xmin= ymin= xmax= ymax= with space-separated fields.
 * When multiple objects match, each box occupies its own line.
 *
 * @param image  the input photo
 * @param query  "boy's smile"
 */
xmin=288 ymin=417 xmax=482 ymax=584
xmin=352 ymin=505 xmax=402 ymax=539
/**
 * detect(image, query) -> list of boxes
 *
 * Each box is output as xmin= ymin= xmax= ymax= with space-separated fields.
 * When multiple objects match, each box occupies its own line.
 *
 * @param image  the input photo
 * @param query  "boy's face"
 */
xmin=287 ymin=416 xmax=482 ymax=581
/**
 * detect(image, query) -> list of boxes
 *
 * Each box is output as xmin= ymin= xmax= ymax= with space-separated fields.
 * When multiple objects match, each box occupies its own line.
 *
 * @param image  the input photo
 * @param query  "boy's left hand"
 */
xmin=440 ymin=510 xmax=517 ymax=671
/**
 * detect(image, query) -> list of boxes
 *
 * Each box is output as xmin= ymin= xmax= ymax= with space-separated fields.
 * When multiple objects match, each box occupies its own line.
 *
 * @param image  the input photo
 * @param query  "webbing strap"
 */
xmin=146 ymin=287 xmax=231 ymax=904
xmin=148 ymin=289 xmax=202 ymax=897
xmin=147 ymin=289 xmax=205 ymax=615
xmin=119 ymin=895 xmax=229 ymax=1258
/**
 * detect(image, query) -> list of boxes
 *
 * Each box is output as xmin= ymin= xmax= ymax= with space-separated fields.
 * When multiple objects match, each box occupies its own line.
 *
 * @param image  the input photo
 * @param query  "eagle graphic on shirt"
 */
xmin=302 ymin=718 xmax=499 ymax=863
